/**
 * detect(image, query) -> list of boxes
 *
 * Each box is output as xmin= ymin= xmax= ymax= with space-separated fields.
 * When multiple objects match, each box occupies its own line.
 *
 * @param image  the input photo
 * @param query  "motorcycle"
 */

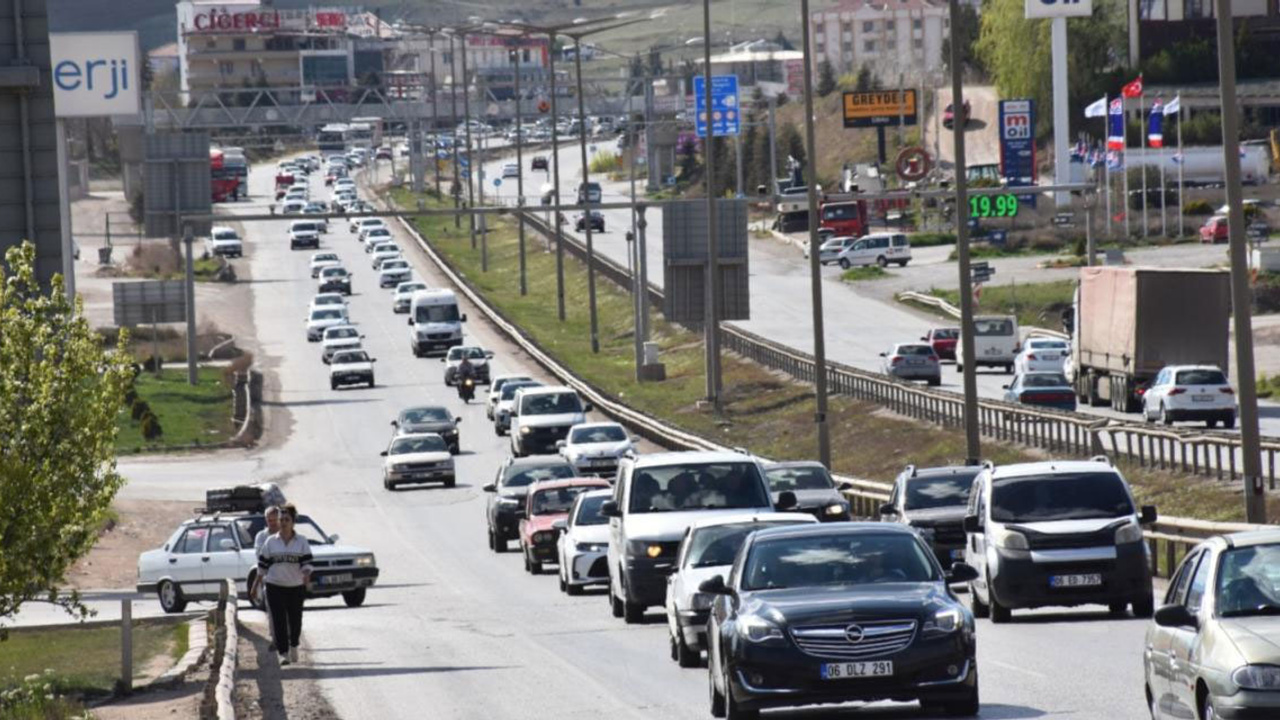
xmin=458 ymin=377 xmax=476 ymax=403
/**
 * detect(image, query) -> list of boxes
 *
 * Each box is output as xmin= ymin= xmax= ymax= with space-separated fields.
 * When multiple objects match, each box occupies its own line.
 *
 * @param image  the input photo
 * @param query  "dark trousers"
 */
xmin=265 ymin=583 xmax=305 ymax=654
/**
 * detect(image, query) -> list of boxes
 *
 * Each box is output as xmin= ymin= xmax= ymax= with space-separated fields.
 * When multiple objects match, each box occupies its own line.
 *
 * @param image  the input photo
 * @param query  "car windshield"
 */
xmin=449 ymin=347 xmax=487 ymax=361
xmin=293 ymin=223 xmax=317 ymax=232
xmin=989 ymin=472 xmax=1134 ymax=523
xmin=743 ymin=533 xmax=937 ymax=590
xmin=233 ymin=514 xmax=331 ymax=546
xmin=213 ymin=231 xmax=238 ymax=240
xmin=904 ymin=474 xmax=975 ymax=511
xmin=415 ymin=304 xmax=460 ymax=323
xmin=332 ymin=351 xmax=369 ymax=364
xmin=1216 ymin=544 xmax=1280 ymax=617
xmin=313 ymin=296 xmax=342 ymax=305
xmin=311 ymin=309 xmax=342 ymax=320
xmin=628 ymin=462 xmax=769 ymax=513
xmin=975 ymin=319 xmax=1014 ymax=336
xmin=321 ymin=268 xmax=348 ymax=278
xmin=314 ymin=254 xmax=338 ymax=262
xmin=765 ymin=465 xmax=835 ymax=492
xmin=382 ymin=260 xmax=408 ymax=270
xmin=374 ymin=243 xmax=398 ymax=252
xmin=574 ymin=494 xmax=610 ymax=525
xmin=368 ymin=229 xmax=390 ymax=237
xmin=502 ymin=463 xmax=577 ymax=488
xmin=521 ymin=393 xmax=582 ymax=415
xmin=397 ymin=284 xmax=426 ymax=295
xmin=1176 ymin=369 xmax=1228 ymax=385
xmin=1022 ymin=373 xmax=1070 ymax=387
xmin=570 ymin=426 xmax=626 ymax=444
xmin=531 ymin=485 xmax=593 ymax=515
xmin=1029 ymin=340 xmax=1068 ymax=350
xmin=931 ymin=329 xmax=959 ymax=339
xmin=401 ymin=407 xmax=451 ymax=424
xmin=896 ymin=345 xmax=935 ymax=356
xmin=389 ymin=435 xmax=447 ymax=454
xmin=502 ymin=382 xmax=540 ymax=400
xmin=687 ymin=522 xmax=806 ymax=568
xmin=326 ymin=327 xmax=358 ymax=340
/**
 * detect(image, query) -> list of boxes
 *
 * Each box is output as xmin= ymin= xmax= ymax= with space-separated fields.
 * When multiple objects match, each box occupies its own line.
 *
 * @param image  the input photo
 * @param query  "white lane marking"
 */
xmin=989 ymin=659 xmax=1048 ymax=679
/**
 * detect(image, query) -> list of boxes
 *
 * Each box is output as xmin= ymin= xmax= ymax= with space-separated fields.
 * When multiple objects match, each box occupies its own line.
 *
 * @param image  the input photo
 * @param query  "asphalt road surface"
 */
xmin=107 ymin=157 xmax=1166 ymax=720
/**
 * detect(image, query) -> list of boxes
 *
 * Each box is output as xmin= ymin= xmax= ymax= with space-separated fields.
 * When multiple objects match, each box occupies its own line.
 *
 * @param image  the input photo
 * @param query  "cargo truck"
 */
xmin=1066 ymin=267 xmax=1230 ymax=412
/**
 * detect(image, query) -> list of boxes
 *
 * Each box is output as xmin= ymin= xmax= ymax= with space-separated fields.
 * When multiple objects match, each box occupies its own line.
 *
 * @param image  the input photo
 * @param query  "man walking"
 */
xmin=256 ymin=504 xmax=313 ymax=666
xmin=251 ymin=506 xmax=281 ymax=643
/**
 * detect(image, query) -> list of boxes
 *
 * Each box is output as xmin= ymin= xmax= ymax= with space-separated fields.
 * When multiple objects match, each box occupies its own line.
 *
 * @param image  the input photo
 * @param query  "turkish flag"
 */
xmin=1121 ymin=77 xmax=1143 ymax=98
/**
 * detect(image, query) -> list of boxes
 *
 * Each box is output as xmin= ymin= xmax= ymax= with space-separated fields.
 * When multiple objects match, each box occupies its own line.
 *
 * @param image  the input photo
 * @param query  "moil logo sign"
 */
xmin=1025 ymin=0 xmax=1093 ymax=18
xmin=1001 ymin=101 xmax=1033 ymax=141
xmin=50 ymin=32 xmax=141 ymax=117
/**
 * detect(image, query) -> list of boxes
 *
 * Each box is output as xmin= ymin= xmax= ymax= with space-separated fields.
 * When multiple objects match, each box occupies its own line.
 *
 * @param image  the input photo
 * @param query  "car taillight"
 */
xmin=1221 ymin=387 xmax=1235 ymax=394
xmin=1026 ymin=354 xmax=1036 ymax=361
xmin=891 ymin=357 xmax=903 ymax=365
xmin=1169 ymin=388 xmax=1186 ymax=395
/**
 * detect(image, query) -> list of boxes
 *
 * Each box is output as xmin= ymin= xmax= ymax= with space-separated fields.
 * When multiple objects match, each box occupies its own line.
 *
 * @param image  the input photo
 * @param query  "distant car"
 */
xmin=306 ymin=307 xmax=348 ymax=341
xmin=943 ymin=99 xmax=971 ymax=129
xmin=1003 ymin=372 xmax=1077 ymax=411
xmin=531 ymin=156 xmax=549 ymax=171
xmin=307 ymin=292 xmax=348 ymax=316
xmin=377 ymin=258 xmax=412 ymax=288
xmin=362 ymin=227 xmax=394 ymax=247
xmin=375 ymin=146 xmax=393 ymax=160
xmin=288 ymin=221 xmax=321 ymax=250
xmin=1142 ymin=364 xmax=1237 ymax=428
xmin=329 ymin=349 xmax=376 ymax=389
xmin=380 ymin=432 xmax=453 ymax=490
xmin=1200 ymin=215 xmax=1229 ymax=243
xmin=487 ymin=374 xmax=534 ymax=420
xmin=502 ymin=163 xmax=520 ymax=179
xmin=1013 ymin=337 xmax=1070 ymax=375
xmin=518 ymin=478 xmax=611 ymax=574
xmin=576 ymin=181 xmax=602 ymax=204
xmin=881 ymin=343 xmax=942 ymax=385
xmin=370 ymin=244 xmax=402 ymax=268
xmin=321 ymin=325 xmax=363 ymax=364
xmin=391 ymin=405 xmax=461 ymax=454
xmin=835 ymin=232 xmax=912 ymax=268
xmin=762 ymin=461 xmax=851 ymax=522
xmin=281 ymin=199 xmax=308 ymax=216
xmin=556 ymin=422 xmax=635 ymax=477
xmin=310 ymin=252 xmax=341 ymax=278
xmin=443 ymin=345 xmax=493 ymax=385
xmin=393 ymin=281 xmax=428 ymax=313
xmin=575 ymin=211 xmax=605 ymax=233
xmin=555 ymin=489 xmax=612 ymax=595
xmin=483 ymin=456 xmax=578 ymax=552
xmin=301 ymin=204 xmax=330 ymax=232
xmin=351 ymin=217 xmax=386 ymax=235
xmin=509 ymin=386 xmax=591 ymax=457
xmin=492 ymin=380 xmax=543 ymax=435
xmin=206 ymin=226 xmax=243 ymax=258
xmin=317 ymin=266 xmax=351 ymax=295
xmin=922 ymin=327 xmax=960 ymax=361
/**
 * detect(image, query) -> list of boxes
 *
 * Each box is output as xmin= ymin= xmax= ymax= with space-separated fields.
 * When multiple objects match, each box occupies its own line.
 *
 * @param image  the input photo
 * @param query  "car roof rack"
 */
xmin=903 ymin=463 xmax=917 ymax=478
xmin=1089 ymin=455 xmax=1113 ymax=466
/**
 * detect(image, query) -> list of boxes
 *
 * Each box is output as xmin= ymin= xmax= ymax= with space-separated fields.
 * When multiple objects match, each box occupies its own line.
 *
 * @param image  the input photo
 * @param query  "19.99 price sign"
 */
xmin=969 ymin=194 xmax=1020 ymax=219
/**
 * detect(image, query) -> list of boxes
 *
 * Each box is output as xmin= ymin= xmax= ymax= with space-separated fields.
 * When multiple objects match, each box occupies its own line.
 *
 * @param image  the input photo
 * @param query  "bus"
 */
xmin=318 ymin=123 xmax=350 ymax=152
xmin=349 ymin=117 xmax=383 ymax=149
xmin=210 ymin=149 xmax=242 ymax=202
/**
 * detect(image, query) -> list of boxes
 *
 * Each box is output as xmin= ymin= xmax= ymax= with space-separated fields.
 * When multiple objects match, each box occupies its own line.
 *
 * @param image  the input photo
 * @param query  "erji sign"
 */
xmin=50 ymin=32 xmax=141 ymax=117
xmin=1025 ymin=0 xmax=1093 ymax=19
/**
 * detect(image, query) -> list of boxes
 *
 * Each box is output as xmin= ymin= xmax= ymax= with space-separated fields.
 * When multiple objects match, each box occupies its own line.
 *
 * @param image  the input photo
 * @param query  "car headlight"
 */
xmin=738 ymin=614 xmax=785 ymax=644
xmin=533 ymin=531 xmax=556 ymax=545
xmin=922 ymin=607 xmax=963 ymax=636
xmin=520 ymin=426 xmax=532 ymax=435
xmin=1115 ymin=522 xmax=1144 ymax=545
xmin=690 ymin=592 xmax=714 ymax=611
xmin=1233 ymin=665 xmax=1280 ymax=690
xmin=354 ymin=554 xmax=376 ymax=567
xmin=444 ymin=428 xmax=458 ymax=436
xmin=994 ymin=528 xmax=1029 ymax=550
xmin=497 ymin=497 xmax=520 ymax=508
xmin=626 ymin=540 xmax=665 ymax=559
xmin=824 ymin=503 xmax=848 ymax=516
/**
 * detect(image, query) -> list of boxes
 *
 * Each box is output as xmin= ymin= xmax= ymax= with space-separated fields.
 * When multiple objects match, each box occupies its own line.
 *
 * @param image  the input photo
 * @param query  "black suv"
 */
xmin=880 ymin=464 xmax=981 ymax=569
xmin=703 ymin=523 xmax=980 ymax=718
xmin=575 ymin=211 xmax=605 ymax=233
xmin=482 ymin=456 xmax=576 ymax=552
xmin=531 ymin=156 xmax=548 ymax=171
xmin=763 ymin=461 xmax=851 ymax=522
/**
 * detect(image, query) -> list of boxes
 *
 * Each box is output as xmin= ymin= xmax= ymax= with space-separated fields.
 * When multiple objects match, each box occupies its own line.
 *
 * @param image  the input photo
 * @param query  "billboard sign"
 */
xmin=998 ymin=99 xmax=1037 ymax=206
xmin=1025 ymin=0 xmax=1093 ymax=19
xmin=692 ymin=75 xmax=740 ymax=138
xmin=50 ymin=32 xmax=141 ymax=117
xmin=842 ymin=90 xmax=918 ymax=128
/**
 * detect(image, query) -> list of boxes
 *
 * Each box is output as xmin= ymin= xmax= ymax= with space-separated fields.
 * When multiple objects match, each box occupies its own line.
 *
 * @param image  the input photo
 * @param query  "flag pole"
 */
xmin=1140 ymin=88 xmax=1149 ymax=238
xmin=1103 ymin=95 xmax=1111 ymax=239
xmin=1123 ymin=96 xmax=1130 ymax=238
xmin=1177 ymin=97 xmax=1184 ymax=239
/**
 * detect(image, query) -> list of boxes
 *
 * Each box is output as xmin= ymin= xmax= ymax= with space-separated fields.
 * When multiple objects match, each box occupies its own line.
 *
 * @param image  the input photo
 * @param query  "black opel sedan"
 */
xmin=701 ymin=523 xmax=979 ymax=718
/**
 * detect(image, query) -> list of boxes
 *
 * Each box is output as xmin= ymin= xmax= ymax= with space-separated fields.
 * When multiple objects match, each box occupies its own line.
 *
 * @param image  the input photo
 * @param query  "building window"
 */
xmin=522 ymin=48 xmax=531 ymax=63
xmin=1184 ymin=0 xmax=1207 ymax=16
xmin=913 ymin=18 xmax=923 ymax=30
xmin=864 ymin=39 xmax=876 ymax=52
xmin=863 ymin=21 xmax=875 ymax=32
xmin=886 ymin=20 xmax=896 ymax=31
xmin=912 ymin=38 xmax=923 ymax=50
xmin=842 ymin=21 xmax=852 ymax=33
xmin=205 ymin=39 xmax=217 ymax=50
xmin=887 ymin=38 xmax=897 ymax=50
xmin=218 ymin=61 xmax=234 ymax=76
xmin=816 ymin=42 xmax=825 ymax=55
xmin=233 ymin=38 xmax=246 ymax=51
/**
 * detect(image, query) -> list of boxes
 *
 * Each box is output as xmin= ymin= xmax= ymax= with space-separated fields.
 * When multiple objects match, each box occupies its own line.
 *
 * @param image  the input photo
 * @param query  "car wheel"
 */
xmin=675 ymin=630 xmax=701 ymax=668
xmin=1132 ymin=593 xmax=1155 ymax=619
xmin=330 ymin=379 xmax=338 ymax=390
xmin=989 ymin=579 xmax=1012 ymax=624
xmin=928 ymin=376 xmax=941 ymax=387
xmin=1202 ymin=692 xmax=1219 ymax=720
xmin=1005 ymin=363 xmax=1014 ymax=374
xmin=495 ymin=425 xmax=504 ymax=437
xmin=342 ymin=589 xmax=367 ymax=607
xmin=898 ymin=259 xmax=909 ymax=267
xmin=1206 ymin=418 xmax=1218 ymax=429
xmin=941 ymin=673 xmax=980 ymax=717
xmin=1224 ymin=413 xmax=1237 ymax=430
xmin=383 ymin=477 xmax=395 ymax=491
xmin=486 ymin=528 xmax=496 ymax=551
xmin=565 ymin=580 xmax=582 ymax=596
xmin=1109 ymin=601 xmax=1128 ymax=616
xmin=529 ymin=558 xmax=542 ymax=574
xmin=368 ymin=376 xmax=375 ymax=388
xmin=839 ymin=258 xmax=851 ymax=270
xmin=158 ymin=580 xmax=187 ymax=613
xmin=724 ymin=670 xmax=759 ymax=719
xmin=558 ymin=573 xmax=568 ymax=593
xmin=955 ymin=363 xmax=963 ymax=373
xmin=709 ymin=662 xmax=727 ymax=718
xmin=968 ymin=581 xmax=989 ymax=619
xmin=444 ymin=477 xmax=456 ymax=489
xmin=622 ymin=594 xmax=645 ymax=624
xmin=876 ymin=255 xmax=888 ymax=268
xmin=1161 ymin=404 xmax=1173 ymax=426
xmin=412 ymin=345 xmax=423 ymax=358
xmin=609 ymin=586 xmax=625 ymax=619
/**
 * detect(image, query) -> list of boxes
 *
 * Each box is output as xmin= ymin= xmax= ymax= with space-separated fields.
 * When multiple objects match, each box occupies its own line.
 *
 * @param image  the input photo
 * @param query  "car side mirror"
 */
xmin=698 ymin=575 xmax=731 ymax=596
xmin=461 ymin=313 xmax=468 ymax=322
xmin=455 ymin=417 xmax=462 ymax=424
xmin=485 ymin=351 xmax=495 ymax=359
xmin=631 ymin=436 xmax=640 ymax=444
xmin=583 ymin=401 xmax=594 ymax=412
xmin=482 ymin=483 xmax=497 ymax=493
xmin=1154 ymin=604 xmax=1197 ymax=629
xmin=837 ymin=481 xmax=853 ymax=491
xmin=947 ymin=562 xmax=979 ymax=584
xmin=776 ymin=490 xmax=797 ymax=510
xmin=328 ymin=534 xmax=340 ymax=543
xmin=379 ymin=450 xmax=388 ymax=456
xmin=219 ymin=538 xmax=237 ymax=550
xmin=1140 ymin=505 xmax=1158 ymax=525
xmin=878 ymin=352 xmax=886 ymax=357
xmin=371 ymin=358 xmax=378 ymax=363
xmin=440 ymin=357 xmax=446 ymax=363
xmin=600 ymin=500 xmax=620 ymax=517
xmin=1001 ymin=384 xmax=1009 ymax=390
xmin=555 ymin=440 xmax=566 ymax=449
xmin=407 ymin=318 xmax=413 ymax=326
xmin=963 ymin=514 xmax=983 ymax=533
xmin=390 ymin=420 xmax=398 ymax=427
xmin=879 ymin=502 xmax=897 ymax=517
xmin=552 ymin=519 xmax=568 ymax=531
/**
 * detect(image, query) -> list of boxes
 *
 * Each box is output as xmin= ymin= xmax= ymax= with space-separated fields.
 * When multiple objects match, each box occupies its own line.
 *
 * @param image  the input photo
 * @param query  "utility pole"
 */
xmin=429 ymin=31 xmax=441 ymax=194
xmin=573 ymin=37 xmax=600 ymax=353
xmin=549 ymin=31 xmax=567 ymax=320
xmin=701 ymin=0 xmax=722 ymax=410
xmin=1215 ymin=0 xmax=1265 ymax=523
xmin=449 ymin=33 xmax=461 ymax=228
xmin=183 ymin=226 xmax=197 ymax=386
xmin=460 ymin=30 xmax=476 ymax=250
xmin=512 ymin=41 xmax=527 ymax=295
xmin=767 ymin=94 xmax=778 ymax=194
xmin=949 ymin=0 xmax=981 ymax=464
xmin=800 ymin=0 xmax=830 ymax=467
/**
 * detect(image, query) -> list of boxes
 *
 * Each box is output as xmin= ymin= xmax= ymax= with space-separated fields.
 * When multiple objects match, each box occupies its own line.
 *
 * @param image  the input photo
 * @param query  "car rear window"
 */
xmin=897 ymin=345 xmax=936 ymax=356
xmin=1022 ymin=373 xmax=1069 ymax=387
xmin=989 ymin=472 xmax=1134 ymax=523
xmin=975 ymin=319 xmax=1014 ymax=336
xmin=905 ymin=474 xmax=975 ymax=511
xmin=1176 ymin=369 xmax=1228 ymax=385
xmin=503 ymin=463 xmax=576 ymax=487
xmin=931 ymin=329 xmax=959 ymax=339
xmin=570 ymin=425 xmax=626 ymax=443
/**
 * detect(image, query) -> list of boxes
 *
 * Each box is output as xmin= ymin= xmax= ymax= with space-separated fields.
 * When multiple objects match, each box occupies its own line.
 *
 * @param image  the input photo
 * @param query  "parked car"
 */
xmin=519 ymin=478 xmax=611 ymax=574
xmin=329 ymin=349 xmax=376 ymax=389
xmin=391 ymin=405 xmax=461 ymax=454
xmin=484 ymin=456 xmax=578 ymax=552
xmin=321 ymin=325 xmax=363 ymax=364
xmin=442 ymin=345 xmax=494 ymax=386
xmin=318 ymin=266 xmax=351 ymax=295
xmin=380 ymin=432 xmax=454 ymax=490
xmin=762 ymin=461 xmax=851 ymax=521
xmin=509 ymin=386 xmax=591 ymax=457
xmin=555 ymin=489 xmax=614 ymax=595
xmin=575 ymin=211 xmax=605 ymax=232
xmin=815 ymin=235 xmax=858 ymax=265
xmin=963 ymin=459 xmax=1158 ymax=623
xmin=531 ymin=156 xmax=549 ymax=171
xmin=1143 ymin=529 xmax=1280 ymax=720
xmin=306 ymin=307 xmax=348 ymax=341
xmin=665 ymin=513 xmax=817 ymax=667
xmin=1003 ymin=372 xmax=1077 ymax=411
xmin=206 ymin=226 xmax=243 ymax=258
xmin=557 ymin=422 xmax=635 ymax=477
xmin=702 ymin=523 xmax=980 ymax=717
xmin=1142 ymin=364 xmax=1237 ymax=428
xmin=955 ymin=315 xmax=1020 ymax=373
xmin=881 ymin=343 xmax=942 ymax=386
xmin=880 ymin=464 xmax=980 ymax=570
xmin=487 ymin=374 xmax=534 ymax=420
xmin=922 ymin=327 xmax=960 ymax=361
xmin=1013 ymin=337 xmax=1070 ymax=375
xmin=502 ymin=163 xmax=520 ymax=179
xmin=835 ymin=232 xmax=911 ymax=268
xmin=1200 ymin=215 xmax=1230 ymax=244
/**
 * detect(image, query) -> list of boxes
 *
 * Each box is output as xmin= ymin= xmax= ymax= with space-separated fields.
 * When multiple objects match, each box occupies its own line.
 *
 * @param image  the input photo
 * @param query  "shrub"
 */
xmin=141 ymin=412 xmax=163 ymax=440
xmin=1184 ymin=199 xmax=1214 ymax=216
xmin=911 ymin=232 xmax=956 ymax=247
xmin=130 ymin=399 xmax=151 ymax=421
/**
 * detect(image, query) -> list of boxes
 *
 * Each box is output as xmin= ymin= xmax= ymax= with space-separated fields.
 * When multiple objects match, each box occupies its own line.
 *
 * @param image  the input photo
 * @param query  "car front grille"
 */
xmin=790 ymin=619 xmax=918 ymax=660
xmin=310 ymin=558 xmax=354 ymax=568
xmin=426 ymin=333 xmax=452 ymax=341
xmin=587 ymin=557 xmax=608 ymax=578
xmin=918 ymin=522 xmax=965 ymax=545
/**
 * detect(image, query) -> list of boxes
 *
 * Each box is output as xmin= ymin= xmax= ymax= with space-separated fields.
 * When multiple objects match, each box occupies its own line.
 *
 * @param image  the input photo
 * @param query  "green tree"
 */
xmin=816 ymin=58 xmax=837 ymax=97
xmin=0 ymin=242 xmax=133 ymax=628
xmin=854 ymin=65 xmax=879 ymax=92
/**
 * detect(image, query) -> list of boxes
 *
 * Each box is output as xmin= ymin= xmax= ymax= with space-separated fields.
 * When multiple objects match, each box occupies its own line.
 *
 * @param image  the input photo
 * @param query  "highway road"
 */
xmin=106 ymin=157 xmax=1164 ymax=719
xmin=474 ymin=140 xmax=1280 ymax=437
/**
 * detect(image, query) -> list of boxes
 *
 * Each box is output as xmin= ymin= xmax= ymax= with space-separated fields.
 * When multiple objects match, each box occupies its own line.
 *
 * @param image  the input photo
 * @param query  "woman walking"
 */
xmin=255 ymin=503 xmax=313 ymax=665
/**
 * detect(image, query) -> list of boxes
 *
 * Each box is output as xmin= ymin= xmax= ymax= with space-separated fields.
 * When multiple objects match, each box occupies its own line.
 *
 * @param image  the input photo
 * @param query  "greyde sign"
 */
xmin=1025 ymin=0 xmax=1092 ymax=18
xmin=49 ymin=32 xmax=141 ymax=117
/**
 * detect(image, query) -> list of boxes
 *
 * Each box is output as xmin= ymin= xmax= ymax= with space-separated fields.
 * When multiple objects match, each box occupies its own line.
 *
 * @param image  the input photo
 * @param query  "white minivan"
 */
xmin=955 ymin=315 xmax=1020 ymax=373
xmin=834 ymin=232 xmax=911 ymax=268
xmin=407 ymin=288 xmax=465 ymax=357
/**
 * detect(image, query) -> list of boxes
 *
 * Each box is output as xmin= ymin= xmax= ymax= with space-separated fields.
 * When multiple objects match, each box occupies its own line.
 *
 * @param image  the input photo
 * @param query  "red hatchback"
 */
xmin=1200 ymin=215 xmax=1229 ymax=244
xmin=519 ymin=478 xmax=611 ymax=574
xmin=922 ymin=327 xmax=960 ymax=360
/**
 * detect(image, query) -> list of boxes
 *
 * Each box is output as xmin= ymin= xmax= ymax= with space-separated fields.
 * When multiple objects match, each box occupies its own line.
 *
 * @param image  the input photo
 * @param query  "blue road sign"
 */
xmin=461 ymin=170 xmax=470 ymax=179
xmin=693 ymin=75 xmax=740 ymax=138
xmin=493 ymin=178 xmax=502 ymax=188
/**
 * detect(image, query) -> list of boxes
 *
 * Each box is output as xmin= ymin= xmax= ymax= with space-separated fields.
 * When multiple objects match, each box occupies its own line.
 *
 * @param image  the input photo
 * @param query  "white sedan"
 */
xmin=664 ymin=513 xmax=817 ymax=666
xmin=362 ymin=227 xmax=394 ymax=246
xmin=1013 ymin=337 xmax=1070 ymax=375
xmin=554 ymin=489 xmax=612 ymax=595
xmin=393 ymin=281 xmax=428 ymax=313
xmin=370 ymin=244 xmax=402 ymax=268
xmin=321 ymin=325 xmax=363 ymax=363
xmin=351 ymin=217 xmax=386 ymax=235
xmin=378 ymin=258 xmax=412 ymax=288
xmin=329 ymin=349 xmax=376 ymax=389
xmin=381 ymin=432 xmax=455 ymax=490
xmin=556 ymin=422 xmax=636 ymax=477
xmin=307 ymin=307 xmax=348 ymax=341
xmin=308 ymin=292 xmax=348 ymax=316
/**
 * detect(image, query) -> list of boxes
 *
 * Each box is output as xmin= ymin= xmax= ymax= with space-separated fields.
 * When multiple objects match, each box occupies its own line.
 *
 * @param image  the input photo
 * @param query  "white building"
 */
xmin=810 ymin=0 xmax=949 ymax=84
xmin=700 ymin=40 xmax=805 ymax=98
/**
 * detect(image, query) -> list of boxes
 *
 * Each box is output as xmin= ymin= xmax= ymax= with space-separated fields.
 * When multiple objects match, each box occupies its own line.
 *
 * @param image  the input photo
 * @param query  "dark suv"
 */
xmin=763 ymin=461 xmax=851 ymax=522
xmin=880 ymin=464 xmax=980 ymax=569
xmin=482 ymin=456 xmax=577 ymax=552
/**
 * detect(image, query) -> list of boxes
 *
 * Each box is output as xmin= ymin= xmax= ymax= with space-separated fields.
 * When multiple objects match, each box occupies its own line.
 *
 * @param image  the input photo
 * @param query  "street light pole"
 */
xmin=702 ymin=0 xmax=722 ymax=411
xmin=449 ymin=33 xmax=461 ymax=228
xmin=799 ymin=0 xmax=830 ymax=468
xmin=549 ymin=32 xmax=567 ymax=320
xmin=429 ymin=31 xmax=441 ymax=194
xmin=573 ymin=38 xmax=600 ymax=353
xmin=510 ymin=42 xmax=528 ymax=295
xmin=460 ymin=30 xmax=477 ymax=250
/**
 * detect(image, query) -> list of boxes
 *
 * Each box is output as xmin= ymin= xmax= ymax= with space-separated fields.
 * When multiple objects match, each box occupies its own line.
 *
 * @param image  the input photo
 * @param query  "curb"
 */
xmin=153 ymin=616 xmax=209 ymax=687
xmin=215 ymin=583 xmax=238 ymax=720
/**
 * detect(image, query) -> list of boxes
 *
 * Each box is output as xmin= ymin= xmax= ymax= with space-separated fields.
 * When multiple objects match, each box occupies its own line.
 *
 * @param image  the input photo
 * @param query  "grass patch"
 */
xmin=911 ymin=232 xmax=957 ymax=248
xmin=116 ymin=368 xmax=234 ymax=452
xmin=931 ymin=280 xmax=1075 ymax=329
xmin=387 ymin=189 xmax=1260 ymax=522
xmin=1258 ymin=374 xmax=1278 ymax=400
xmin=841 ymin=265 xmax=890 ymax=282
xmin=0 ymin=621 xmax=187 ymax=700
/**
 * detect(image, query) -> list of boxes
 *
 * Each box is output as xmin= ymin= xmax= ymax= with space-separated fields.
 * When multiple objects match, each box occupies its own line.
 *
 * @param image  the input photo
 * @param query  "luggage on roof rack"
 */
xmin=203 ymin=483 xmax=286 ymax=514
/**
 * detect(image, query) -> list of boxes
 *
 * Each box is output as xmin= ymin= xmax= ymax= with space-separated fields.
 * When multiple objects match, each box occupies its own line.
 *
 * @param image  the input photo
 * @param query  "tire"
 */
xmin=527 ymin=551 xmax=542 ymax=575
xmin=383 ymin=477 xmax=395 ymax=491
xmin=1161 ymin=405 xmax=1173 ymax=426
xmin=330 ymin=379 xmax=338 ymax=390
xmin=342 ymin=589 xmax=367 ymax=607
xmin=928 ymin=377 xmax=941 ymax=387
xmin=709 ymin=662 xmax=727 ymax=718
xmin=1132 ymin=593 xmax=1155 ymax=619
xmin=623 ymin=597 xmax=645 ymax=624
xmin=1005 ymin=363 xmax=1014 ymax=374
xmin=675 ymin=630 xmax=701 ymax=668
xmin=1206 ymin=419 xmax=1218 ymax=429
xmin=610 ymin=587 xmax=625 ymax=618
xmin=558 ymin=574 xmax=568 ymax=593
xmin=942 ymin=675 xmax=980 ymax=717
xmin=368 ymin=376 xmax=375 ymax=388
xmin=444 ymin=477 xmax=456 ymax=488
xmin=898 ymin=259 xmax=910 ymax=267
xmin=968 ymin=581 xmax=989 ymax=619
xmin=876 ymin=255 xmax=888 ymax=268
xmin=956 ymin=363 xmax=963 ymax=373
xmin=158 ymin=580 xmax=187 ymax=614
xmin=989 ymin=580 xmax=1012 ymax=624
xmin=1202 ymin=690 xmax=1219 ymax=720
xmin=724 ymin=671 xmax=759 ymax=719
xmin=1109 ymin=601 xmax=1129 ymax=616
xmin=566 ymin=580 xmax=582 ymax=596
xmin=839 ymin=258 xmax=851 ymax=269
xmin=412 ymin=344 xmax=423 ymax=358
xmin=1224 ymin=414 xmax=1237 ymax=430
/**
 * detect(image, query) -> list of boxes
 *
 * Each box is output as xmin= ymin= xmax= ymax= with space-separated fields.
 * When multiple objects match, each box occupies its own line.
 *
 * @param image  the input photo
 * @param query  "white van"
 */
xmin=407 ymin=289 xmax=465 ymax=357
xmin=955 ymin=315 xmax=1020 ymax=373
xmin=834 ymin=232 xmax=911 ymax=268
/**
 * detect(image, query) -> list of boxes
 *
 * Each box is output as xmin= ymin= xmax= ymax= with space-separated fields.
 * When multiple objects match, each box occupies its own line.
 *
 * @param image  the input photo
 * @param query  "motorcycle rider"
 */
xmin=456 ymin=354 xmax=477 ymax=401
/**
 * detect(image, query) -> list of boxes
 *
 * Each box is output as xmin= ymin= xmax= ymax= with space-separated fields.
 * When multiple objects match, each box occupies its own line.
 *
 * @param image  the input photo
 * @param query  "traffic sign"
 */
xmin=1052 ymin=212 xmax=1075 ymax=227
xmin=692 ymin=75 xmax=740 ymax=138
xmin=461 ymin=169 xmax=470 ymax=179
xmin=493 ymin=178 xmax=502 ymax=188
xmin=1025 ymin=0 xmax=1093 ymax=19
xmin=895 ymin=147 xmax=931 ymax=182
